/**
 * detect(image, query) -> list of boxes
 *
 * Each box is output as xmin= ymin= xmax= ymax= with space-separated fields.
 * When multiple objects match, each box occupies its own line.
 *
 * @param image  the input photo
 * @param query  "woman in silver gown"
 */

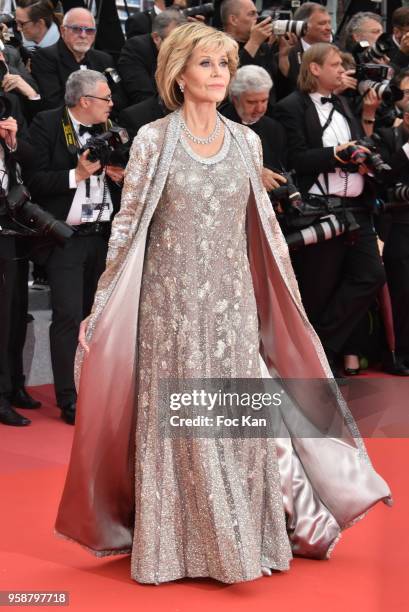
xmin=56 ymin=23 xmax=391 ymax=585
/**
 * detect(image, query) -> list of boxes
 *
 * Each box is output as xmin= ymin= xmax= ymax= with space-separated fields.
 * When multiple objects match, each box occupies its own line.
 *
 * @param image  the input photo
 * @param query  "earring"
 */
xmin=178 ymin=82 xmax=184 ymax=93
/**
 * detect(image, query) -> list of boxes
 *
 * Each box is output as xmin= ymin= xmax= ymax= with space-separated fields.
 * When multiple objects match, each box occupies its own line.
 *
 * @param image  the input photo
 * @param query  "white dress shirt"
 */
xmin=66 ymin=110 xmax=113 ymax=225
xmin=308 ymin=92 xmax=364 ymax=198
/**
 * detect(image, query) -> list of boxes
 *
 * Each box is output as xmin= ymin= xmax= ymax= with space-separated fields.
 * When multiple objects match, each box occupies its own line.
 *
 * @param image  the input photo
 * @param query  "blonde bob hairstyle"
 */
xmin=156 ymin=22 xmax=239 ymax=111
xmin=298 ymin=43 xmax=341 ymax=93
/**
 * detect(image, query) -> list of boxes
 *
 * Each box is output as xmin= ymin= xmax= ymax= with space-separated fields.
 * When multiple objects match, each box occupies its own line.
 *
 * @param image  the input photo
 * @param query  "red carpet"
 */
xmin=0 ymin=384 xmax=408 ymax=612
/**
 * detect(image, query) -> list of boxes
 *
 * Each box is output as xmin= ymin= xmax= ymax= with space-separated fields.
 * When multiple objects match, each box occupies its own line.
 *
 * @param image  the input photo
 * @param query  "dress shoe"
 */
xmin=344 ymin=366 xmax=360 ymax=376
xmin=384 ymin=358 xmax=409 ymax=376
xmin=60 ymin=402 xmax=76 ymax=425
xmin=10 ymin=387 xmax=42 ymax=409
xmin=0 ymin=398 xmax=31 ymax=426
xmin=344 ymin=355 xmax=360 ymax=376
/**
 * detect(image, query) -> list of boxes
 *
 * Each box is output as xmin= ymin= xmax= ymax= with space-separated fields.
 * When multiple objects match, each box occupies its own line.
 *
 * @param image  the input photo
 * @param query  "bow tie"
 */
xmin=320 ymin=95 xmax=337 ymax=105
xmin=78 ymin=123 xmax=104 ymax=137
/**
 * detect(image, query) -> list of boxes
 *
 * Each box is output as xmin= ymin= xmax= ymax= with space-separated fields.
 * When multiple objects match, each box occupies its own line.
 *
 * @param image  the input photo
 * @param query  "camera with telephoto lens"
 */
xmin=5 ymin=184 xmax=74 ymax=245
xmin=356 ymin=65 xmax=403 ymax=105
xmin=182 ymin=2 xmax=214 ymax=19
xmin=353 ymin=34 xmax=394 ymax=65
xmin=336 ymin=136 xmax=391 ymax=176
xmin=269 ymin=172 xmax=361 ymax=249
xmin=257 ymin=9 xmax=307 ymax=37
xmin=83 ymin=126 xmax=130 ymax=167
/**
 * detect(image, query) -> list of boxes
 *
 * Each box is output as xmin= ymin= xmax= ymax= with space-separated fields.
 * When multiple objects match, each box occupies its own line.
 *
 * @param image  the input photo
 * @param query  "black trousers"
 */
xmin=46 ymin=234 xmax=108 ymax=407
xmin=0 ymin=236 xmax=29 ymax=397
xmin=383 ymin=223 xmax=409 ymax=360
xmin=290 ymin=214 xmax=385 ymax=358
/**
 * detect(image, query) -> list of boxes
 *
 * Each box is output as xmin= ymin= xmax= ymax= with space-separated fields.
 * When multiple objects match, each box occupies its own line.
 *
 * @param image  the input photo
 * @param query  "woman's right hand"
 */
xmin=79 ymin=316 xmax=91 ymax=353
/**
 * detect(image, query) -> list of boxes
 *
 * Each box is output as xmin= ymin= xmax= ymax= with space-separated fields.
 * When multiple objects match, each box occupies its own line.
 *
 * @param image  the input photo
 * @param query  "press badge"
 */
xmin=81 ymin=203 xmax=94 ymax=222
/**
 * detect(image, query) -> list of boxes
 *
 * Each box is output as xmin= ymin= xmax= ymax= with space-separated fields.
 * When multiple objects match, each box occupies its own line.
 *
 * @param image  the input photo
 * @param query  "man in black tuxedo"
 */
xmin=376 ymin=104 xmax=409 ymax=375
xmin=31 ymin=8 xmax=127 ymax=113
xmin=0 ymin=115 xmax=42 ymax=427
xmin=274 ymin=43 xmax=386 ymax=375
xmin=25 ymin=69 xmax=125 ymax=424
xmin=220 ymin=65 xmax=287 ymax=190
xmin=124 ymin=0 xmax=188 ymax=38
xmin=118 ymin=10 xmax=186 ymax=105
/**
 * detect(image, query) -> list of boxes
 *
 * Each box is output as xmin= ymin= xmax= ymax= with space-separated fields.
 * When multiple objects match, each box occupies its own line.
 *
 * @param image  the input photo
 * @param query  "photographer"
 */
xmin=276 ymin=2 xmax=332 ymax=98
xmin=274 ymin=43 xmax=386 ymax=376
xmin=375 ymin=102 xmax=409 ymax=375
xmin=0 ymin=112 xmax=42 ymax=427
xmin=343 ymin=12 xmax=384 ymax=53
xmin=25 ymin=69 xmax=126 ymax=424
xmin=220 ymin=0 xmax=279 ymax=101
xmin=118 ymin=10 xmax=186 ymax=105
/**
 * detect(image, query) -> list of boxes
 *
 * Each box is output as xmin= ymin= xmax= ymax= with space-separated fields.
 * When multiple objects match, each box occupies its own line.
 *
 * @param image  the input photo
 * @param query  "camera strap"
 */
xmin=62 ymin=107 xmax=112 ymax=153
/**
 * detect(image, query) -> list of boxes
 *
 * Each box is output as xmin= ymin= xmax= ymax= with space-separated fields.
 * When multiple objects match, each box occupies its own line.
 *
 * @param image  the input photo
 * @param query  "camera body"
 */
xmin=353 ymin=34 xmax=394 ymax=65
xmin=82 ymin=126 xmax=130 ymax=167
xmin=337 ymin=135 xmax=391 ymax=176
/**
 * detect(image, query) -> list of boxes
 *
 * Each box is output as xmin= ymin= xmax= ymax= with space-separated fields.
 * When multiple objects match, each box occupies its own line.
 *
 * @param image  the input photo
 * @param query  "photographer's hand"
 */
xmin=105 ymin=165 xmax=125 ymax=184
xmin=334 ymin=69 xmax=357 ymax=94
xmin=0 ymin=116 xmax=17 ymax=151
xmin=362 ymin=88 xmax=380 ymax=135
xmin=75 ymin=149 xmax=102 ymax=183
xmin=245 ymin=18 xmax=273 ymax=57
xmin=262 ymin=168 xmax=287 ymax=191
xmin=2 ymin=74 xmax=38 ymax=100
xmin=278 ymin=32 xmax=298 ymax=77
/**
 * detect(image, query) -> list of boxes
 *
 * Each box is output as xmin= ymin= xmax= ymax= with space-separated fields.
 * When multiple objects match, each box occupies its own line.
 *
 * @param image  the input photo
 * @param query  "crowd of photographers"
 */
xmin=2 ymin=0 xmax=409 ymax=428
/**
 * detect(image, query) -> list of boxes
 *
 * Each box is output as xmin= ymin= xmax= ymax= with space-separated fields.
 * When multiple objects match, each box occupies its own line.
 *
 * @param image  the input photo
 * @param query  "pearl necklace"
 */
xmin=180 ymin=114 xmax=221 ymax=145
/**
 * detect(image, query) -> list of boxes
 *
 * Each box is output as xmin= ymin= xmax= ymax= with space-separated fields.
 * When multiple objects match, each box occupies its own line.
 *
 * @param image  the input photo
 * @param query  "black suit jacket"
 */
xmin=118 ymin=34 xmax=158 ymax=105
xmin=24 ymin=106 xmax=122 ymax=221
xmin=31 ymin=39 xmax=126 ymax=112
xmin=219 ymin=102 xmax=287 ymax=169
xmin=274 ymin=39 xmax=304 ymax=101
xmin=119 ymin=95 xmax=167 ymax=141
xmin=273 ymin=90 xmax=364 ymax=193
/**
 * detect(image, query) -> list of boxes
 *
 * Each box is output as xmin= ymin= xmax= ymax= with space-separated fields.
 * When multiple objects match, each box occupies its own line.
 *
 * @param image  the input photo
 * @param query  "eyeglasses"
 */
xmin=64 ymin=24 xmax=97 ymax=36
xmin=16 ymin=19 xmax=34 ymax=28
xmin=83 ymin=94 xmax=113 ymax=103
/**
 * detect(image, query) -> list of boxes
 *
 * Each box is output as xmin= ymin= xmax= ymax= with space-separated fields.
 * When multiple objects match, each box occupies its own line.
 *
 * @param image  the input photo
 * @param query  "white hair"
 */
xmin=229 ymin=65 xmax=273 ymax=99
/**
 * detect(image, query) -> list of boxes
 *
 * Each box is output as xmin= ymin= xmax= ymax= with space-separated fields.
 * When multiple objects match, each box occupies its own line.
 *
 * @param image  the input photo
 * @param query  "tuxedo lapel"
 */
xmin=303 ymin=95 xmax=325 ymax=148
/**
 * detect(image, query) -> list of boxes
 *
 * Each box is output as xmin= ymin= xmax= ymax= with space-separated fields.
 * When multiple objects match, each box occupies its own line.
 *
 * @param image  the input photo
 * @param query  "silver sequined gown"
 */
xmin=131 ymin=131 xmax=293 ymax=584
